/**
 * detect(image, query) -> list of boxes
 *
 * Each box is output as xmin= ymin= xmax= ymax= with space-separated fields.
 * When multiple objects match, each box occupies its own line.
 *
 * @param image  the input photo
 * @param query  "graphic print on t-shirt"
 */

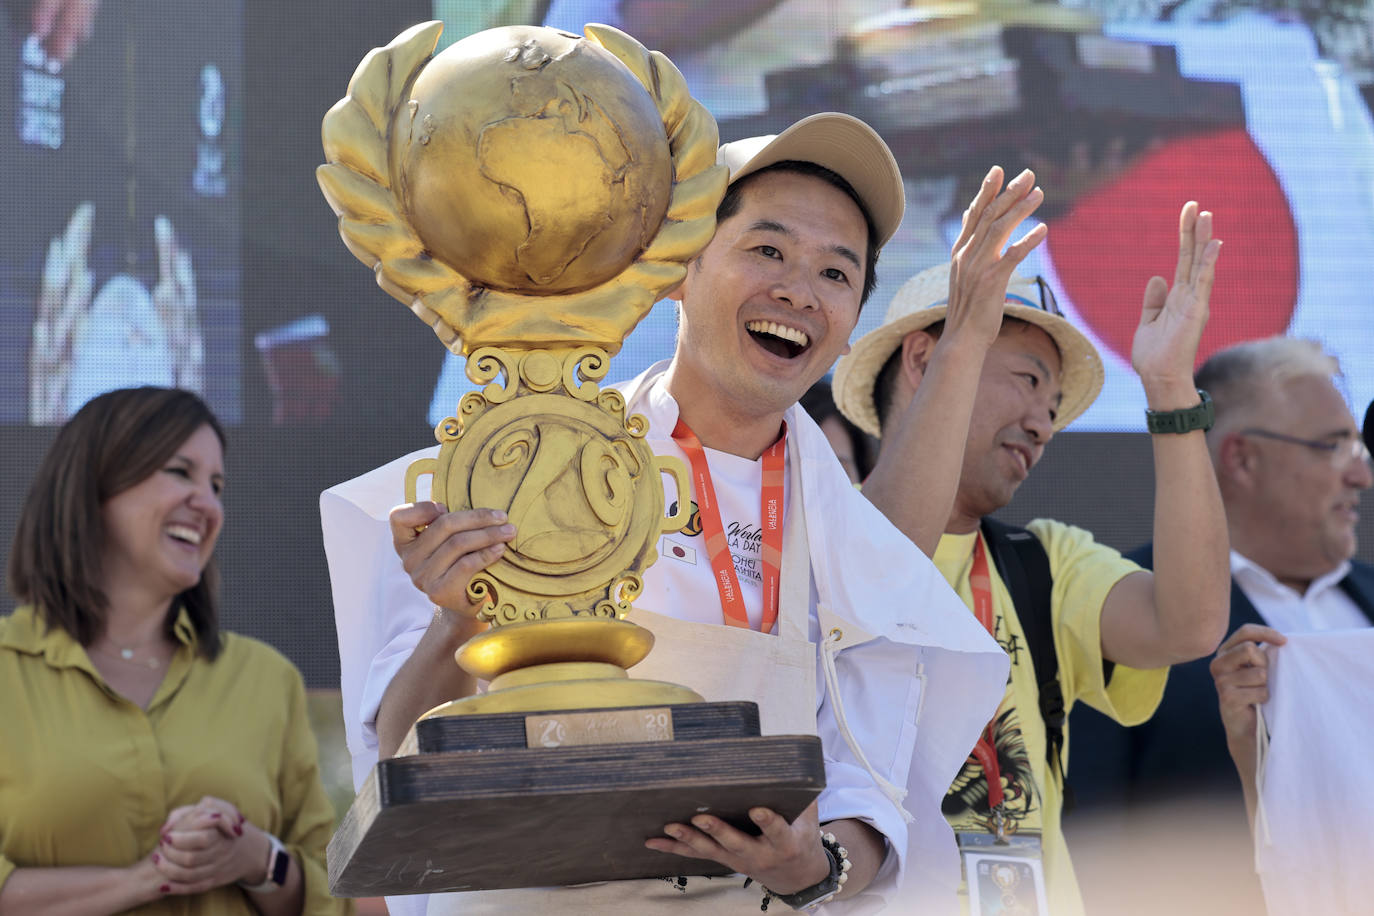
xmin=648 ymin=435 xmax=783 ymax=632
xmin=660 ymin=500 xmax=700 ymax=568
xmin=723 ymin=518 xmax=764 ymax=586
xmin=944 ymin=607 xmax=1040 ymax=837
xmin=662 ymin=497 xmax=766 ymax=587
xmin=667 ymin=499 xmax=703 ymax=538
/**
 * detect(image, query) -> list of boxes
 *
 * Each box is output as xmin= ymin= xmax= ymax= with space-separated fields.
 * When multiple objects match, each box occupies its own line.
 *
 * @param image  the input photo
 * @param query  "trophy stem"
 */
xmin=418 ymin=616 xmax=704 ymax=718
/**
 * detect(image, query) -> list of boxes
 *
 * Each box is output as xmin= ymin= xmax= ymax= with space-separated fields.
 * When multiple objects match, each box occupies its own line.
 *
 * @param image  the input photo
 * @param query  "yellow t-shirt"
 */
xmin=933 ymin=520 xmax=1167 ymax=916
xmin=0 ymin=605 xmax=351 ymax=915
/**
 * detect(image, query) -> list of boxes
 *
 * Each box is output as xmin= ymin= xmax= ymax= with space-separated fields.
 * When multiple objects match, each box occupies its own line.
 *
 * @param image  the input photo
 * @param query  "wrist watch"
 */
xmin=1145 ymin=388 xmax=1214 ymax=434
xmin=774 ymin=846 xmax=841 ymax=910
xmin=238 ymin=832 xmax=290 ymax=894
xmin=774 ymin=841 xmax=845 ymax=911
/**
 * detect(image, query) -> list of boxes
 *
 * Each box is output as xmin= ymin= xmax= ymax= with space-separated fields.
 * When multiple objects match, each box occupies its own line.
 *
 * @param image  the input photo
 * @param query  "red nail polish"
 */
xmin=160 ymin=884 xmax=170 ymax=894
xmin=210 ymin=812 xmax=221 ymax=819
xmin=152 ymin=853 xmax=160 ymax=864
xmin=233 ymin=824 xmax=243 ymax=836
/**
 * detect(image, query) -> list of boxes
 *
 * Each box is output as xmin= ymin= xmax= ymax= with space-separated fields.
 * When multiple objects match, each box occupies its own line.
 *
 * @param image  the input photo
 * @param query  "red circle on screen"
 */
xmin=1046 ymin=128 xmax=1298 ymax=369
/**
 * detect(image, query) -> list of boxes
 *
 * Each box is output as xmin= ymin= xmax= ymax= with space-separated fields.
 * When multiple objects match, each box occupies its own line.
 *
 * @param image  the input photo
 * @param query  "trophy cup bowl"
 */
xmin=318 ymin=20 xmax=825 ymax=897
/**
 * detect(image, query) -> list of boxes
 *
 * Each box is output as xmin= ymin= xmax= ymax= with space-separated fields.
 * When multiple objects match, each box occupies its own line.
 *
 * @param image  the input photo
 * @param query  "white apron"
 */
xmin=425 ymin=478 xmax=819 ymax=915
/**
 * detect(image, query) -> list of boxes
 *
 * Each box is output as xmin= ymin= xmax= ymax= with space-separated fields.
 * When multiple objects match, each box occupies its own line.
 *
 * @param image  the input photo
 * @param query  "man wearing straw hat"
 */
xmin=831 ymin=204 xmax=1231 ymax=915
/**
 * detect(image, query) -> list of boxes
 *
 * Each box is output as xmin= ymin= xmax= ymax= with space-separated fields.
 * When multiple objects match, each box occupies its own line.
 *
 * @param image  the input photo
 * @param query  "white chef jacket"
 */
xmin=321 ymin=361 xmax=1008 ymax=914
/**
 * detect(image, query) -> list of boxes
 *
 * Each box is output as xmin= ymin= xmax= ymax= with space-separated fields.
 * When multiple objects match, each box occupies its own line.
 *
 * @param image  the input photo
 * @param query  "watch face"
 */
xmin=269 ymin=844 xmax=290 ymax=886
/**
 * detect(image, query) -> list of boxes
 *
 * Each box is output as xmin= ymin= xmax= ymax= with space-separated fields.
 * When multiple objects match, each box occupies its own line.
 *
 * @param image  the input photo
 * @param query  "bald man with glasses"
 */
xmin=1069 ymin=336 xmax=1374 ymax=914
xmin=1202 ymin=338 xmax=1374 ymax=793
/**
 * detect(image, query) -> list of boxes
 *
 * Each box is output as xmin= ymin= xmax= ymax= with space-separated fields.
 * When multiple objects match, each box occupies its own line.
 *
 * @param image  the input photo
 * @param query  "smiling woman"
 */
xmin=0 ymin=388 xmax=350 ymax=915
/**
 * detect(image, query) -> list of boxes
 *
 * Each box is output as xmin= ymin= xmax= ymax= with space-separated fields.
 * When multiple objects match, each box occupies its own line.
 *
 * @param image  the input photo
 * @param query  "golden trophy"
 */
xmin=319 ymin=21 xmax=823 ymax=896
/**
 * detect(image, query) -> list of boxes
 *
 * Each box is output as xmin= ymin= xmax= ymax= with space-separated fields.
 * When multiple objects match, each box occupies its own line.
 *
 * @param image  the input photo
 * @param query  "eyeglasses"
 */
xmin=1240 ymin=428 xmax=1373 ymax=469
xmin=933 ymin=275 xmax=1061 ymax=316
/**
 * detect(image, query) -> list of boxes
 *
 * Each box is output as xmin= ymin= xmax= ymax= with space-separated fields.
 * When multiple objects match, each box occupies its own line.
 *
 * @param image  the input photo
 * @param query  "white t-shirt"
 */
xmin=639 ymin=386 xmax=788 ymax=634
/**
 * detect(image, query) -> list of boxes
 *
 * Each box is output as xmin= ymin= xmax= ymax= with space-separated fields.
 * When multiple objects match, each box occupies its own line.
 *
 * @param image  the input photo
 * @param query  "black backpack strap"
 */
xmin=978 ymin=518 xmax=1072 ymax=807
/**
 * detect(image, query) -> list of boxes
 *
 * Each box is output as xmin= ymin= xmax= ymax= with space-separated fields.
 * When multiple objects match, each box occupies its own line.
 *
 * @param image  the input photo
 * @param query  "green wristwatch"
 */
xmin=1145 ymin=389 xmax=1214 ymax=434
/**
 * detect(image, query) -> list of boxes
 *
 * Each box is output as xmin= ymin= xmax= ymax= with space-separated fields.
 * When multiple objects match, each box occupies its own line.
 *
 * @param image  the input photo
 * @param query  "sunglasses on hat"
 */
xmin=932 ymin=275 xmax=1062 ymax=317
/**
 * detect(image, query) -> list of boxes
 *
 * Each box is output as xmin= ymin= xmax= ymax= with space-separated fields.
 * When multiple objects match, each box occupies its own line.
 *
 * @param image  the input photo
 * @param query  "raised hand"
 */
xmin=855 ymin=167 xmax=1048 ymax=557
xmin=1132 ymin=202 xmax=1222 ymax=394
xmin=944 ymin=165 xmax=1047 ymax=351
xmin=389 ymin=503 xmax=516 ymax=613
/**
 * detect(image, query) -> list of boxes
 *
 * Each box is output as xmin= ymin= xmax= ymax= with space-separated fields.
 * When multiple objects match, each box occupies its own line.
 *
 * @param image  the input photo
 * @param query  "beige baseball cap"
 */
xmin=716 ymin=113 xmax=905 ymax=247
xmin=833 ymin=262 xmax=1105 ymax=438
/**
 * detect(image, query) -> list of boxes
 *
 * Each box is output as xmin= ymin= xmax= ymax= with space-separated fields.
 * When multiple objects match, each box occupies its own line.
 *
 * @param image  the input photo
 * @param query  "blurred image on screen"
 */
xmin=0 ymin=0 xmax=241 ymax=425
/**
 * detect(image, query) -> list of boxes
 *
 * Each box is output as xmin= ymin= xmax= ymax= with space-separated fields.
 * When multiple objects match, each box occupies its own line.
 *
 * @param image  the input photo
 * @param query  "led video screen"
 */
xmin=0 ymin=0 xmax=242 ymax=425
xmin=430 ymin=1 xmax=1374 ymax=431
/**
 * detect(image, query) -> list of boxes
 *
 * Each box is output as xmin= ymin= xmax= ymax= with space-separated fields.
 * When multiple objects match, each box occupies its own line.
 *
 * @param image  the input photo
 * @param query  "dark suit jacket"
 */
xmin=1068 ymin=549 xmax=1374 ymax=809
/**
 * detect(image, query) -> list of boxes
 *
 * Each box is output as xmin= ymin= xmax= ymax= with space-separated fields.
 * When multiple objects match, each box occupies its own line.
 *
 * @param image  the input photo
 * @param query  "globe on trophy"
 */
xmin=318 ymin=21 xmax=824 ymax=896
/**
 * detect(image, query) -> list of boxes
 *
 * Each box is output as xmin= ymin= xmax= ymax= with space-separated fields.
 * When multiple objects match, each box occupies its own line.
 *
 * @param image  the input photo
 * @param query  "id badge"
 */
xmin=957 ymin=831 xmax=1049 ymax=916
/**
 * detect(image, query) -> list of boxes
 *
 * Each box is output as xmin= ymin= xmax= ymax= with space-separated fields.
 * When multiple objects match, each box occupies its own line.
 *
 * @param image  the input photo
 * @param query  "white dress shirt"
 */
xmin=1231 ymin=551 xmax=1370 ymax=634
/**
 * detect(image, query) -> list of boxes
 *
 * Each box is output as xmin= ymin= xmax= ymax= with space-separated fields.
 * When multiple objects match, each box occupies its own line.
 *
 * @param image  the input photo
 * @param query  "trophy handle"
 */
xmin=656 ymin=456 xmax=691 ymax=533
xmin=405 ymin=457 xmax=439 ymax=505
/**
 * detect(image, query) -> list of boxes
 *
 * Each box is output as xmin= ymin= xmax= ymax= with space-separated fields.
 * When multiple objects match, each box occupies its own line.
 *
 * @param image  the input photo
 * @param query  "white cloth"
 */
xmin=1231 ymin=551 xmax=1368 ymax=634
xmin=1255 ymin=629 xmax=1374 ymax=916
xmin=321 ymin=361 xmax=1009 ymax=914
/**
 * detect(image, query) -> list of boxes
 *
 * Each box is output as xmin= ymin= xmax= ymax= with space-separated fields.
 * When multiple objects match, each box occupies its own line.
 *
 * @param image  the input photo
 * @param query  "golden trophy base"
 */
xmin=326 ymin=702 xmax=825 ymax=897
xmin=326 ymin=619 xmax=823 ymax=898
xmin=424 ymin=617 xmax=705 ymax=714
xmin=423 ymin=673 xmax=704 ymax=716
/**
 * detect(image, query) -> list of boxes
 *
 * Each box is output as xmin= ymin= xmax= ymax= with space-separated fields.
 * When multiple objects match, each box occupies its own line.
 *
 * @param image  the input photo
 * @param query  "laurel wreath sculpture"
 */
xmin=316 ymin=21 xmax=727 ymax=357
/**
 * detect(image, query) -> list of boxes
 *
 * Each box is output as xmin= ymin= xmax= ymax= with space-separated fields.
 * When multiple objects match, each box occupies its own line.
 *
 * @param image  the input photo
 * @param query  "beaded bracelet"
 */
xmin=759 ymin=829 xmax=851 ymax=911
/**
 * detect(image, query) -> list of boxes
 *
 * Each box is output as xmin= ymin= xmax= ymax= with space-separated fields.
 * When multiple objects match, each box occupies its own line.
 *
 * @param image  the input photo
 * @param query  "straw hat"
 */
xmin=717 ymin=113 xmax=904 ymax=247
xmin=833 ymin=263 xmax=1105 ymax=438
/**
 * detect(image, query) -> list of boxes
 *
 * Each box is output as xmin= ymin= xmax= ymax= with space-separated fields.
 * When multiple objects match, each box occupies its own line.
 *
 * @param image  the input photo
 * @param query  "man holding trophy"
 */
xmin=321 ymin=20 xmax=1035 ymax=914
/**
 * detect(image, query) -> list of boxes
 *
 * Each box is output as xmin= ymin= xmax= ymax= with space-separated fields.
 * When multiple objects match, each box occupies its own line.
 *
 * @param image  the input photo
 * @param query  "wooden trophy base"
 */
xmin=327 ymin=701 xmax=824 ymax=897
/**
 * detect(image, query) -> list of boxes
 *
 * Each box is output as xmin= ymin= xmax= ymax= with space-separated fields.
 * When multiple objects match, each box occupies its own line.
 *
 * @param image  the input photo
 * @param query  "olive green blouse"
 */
xmin=0 ymin=605 xmax=351 ymax=914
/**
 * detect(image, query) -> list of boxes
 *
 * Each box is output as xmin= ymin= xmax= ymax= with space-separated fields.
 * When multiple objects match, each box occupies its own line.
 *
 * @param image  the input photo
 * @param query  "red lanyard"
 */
xmin=968 ymin=535 xmax=1007 ymax=823
xmin=671 ymin=419 xmax=785 ymax=633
